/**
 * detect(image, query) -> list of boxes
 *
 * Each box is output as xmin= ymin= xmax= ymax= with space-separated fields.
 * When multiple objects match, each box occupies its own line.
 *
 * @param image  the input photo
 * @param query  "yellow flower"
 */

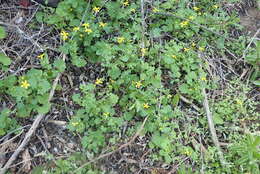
xmin=171 ymin=55 xmax=177 ymax=59
xmin=95 ymin=78 xmax=103 ymax=85
xmin=82 ymin=23 xmax=90 ymax=28
xmin=60 ymin=30 xmax=69 ymax=41
xmin=122 ymin=0 xmax=129 ymax=6
xmin=103 ymin=112 xmax=109 ymax=117
xmin=213 ymin=5 xmax=219 ymax=9
xmin=143 ymin=103 xmax=150 ymax=109
xmin=117 ymin=37 xmax=125 ymax=44
xmin=191 ymin=42 xmax=196 ymax=47
xmin=184 ymin=149 xmax=192 ymax=156
xmin=201 ymin=77 xmax=207 ymax=81
xmin=184 ymin=47 xmax=190 ymax=52
xmin=85 ymin=28 xmax=93 ymax=34
xmin=73 ymin=27 xmax=80 ymax=31
xmin=130 ymin=8 xmax=136 ymax=13
xmin=152 ymin=7 xmax=159 ymax=13
xmin=80 ymin=34 xmax=83 ymax=38
xmin=141 ymin=48 xmax=147 ymax=56
xmin=99 ymin=22 xmax=107 ymax=28
xmin=37 ymin=53 xmax=45 ymax=59
xmin=92 ymin=6 xmax=101 ymax=13
xmin=199 ymin=47 xmax=205 ymax=51
xmin=20 ymin=80 xmax=30 ymax=89
xmin=198 ymin=12 xmax=202 ymax=15
xmin=71 ymin=122 xmax=79 ymax=126
xmin=236 ymin=99 xmax=243 ymax=105
xmin=180 ymin=20 xmax=189 ymax=27
xmin=188 ymin=16 xmax=195 ymax=20
xmin=135 ymin=81 xmax=142 ymax=88
xmin=193 ymin=6 xmax=200 ymax=11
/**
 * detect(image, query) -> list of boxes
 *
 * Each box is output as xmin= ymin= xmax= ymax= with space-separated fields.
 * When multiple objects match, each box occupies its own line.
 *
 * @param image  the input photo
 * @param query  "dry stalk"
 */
xmin=201 ymin=87 xmax=225 ymax=165
xmin=198 ymin=54 xmax=226 ymax=166
xmin=0 ymin=21 xmax=44 ymax=51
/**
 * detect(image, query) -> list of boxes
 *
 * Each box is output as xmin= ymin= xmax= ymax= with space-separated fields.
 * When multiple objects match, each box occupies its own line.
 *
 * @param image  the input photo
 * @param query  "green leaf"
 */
xmin=108 ymin=93 xmax=119 ymax=105
xmin=213 ymin=114 xmax=224 ymax=125
xmin=53 ymin=59 xmax=66 ymax=72
xmin=216 ymin=38 xmax=225 ymax=49
xmin=37 ymin=103 xmax=51 ymax=114
xmin=253 ymin=80 xmax=260 ymax=86
xmin=172 ymin=94 xmax=180 ymax=107
xmin=0 ymin=53 xmax=11 ymax=66
xmin=0 ymin=26 xmax=6 ymax=39
xmin=108 ymin=66 xmax=121 ymax=79
xmin=35 ymin=12 xmax=44 ymax=23
xmin=151 ymin=28 xmax=162 ymax=37
xmin=17 ymin=103 xmax=32 ymax=117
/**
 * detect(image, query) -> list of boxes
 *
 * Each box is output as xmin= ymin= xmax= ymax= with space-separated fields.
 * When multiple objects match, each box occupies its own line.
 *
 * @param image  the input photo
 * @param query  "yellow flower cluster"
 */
xmin=180 ymin=15 xmax=195 ymax=28
xmin=184 ymin=47 xmax=190 ymax=52
xmin=143 ymin=103 xmax=150 ymax=109
xmin=130 ymin=8 xmax=136 ymax=13
xmin=71 ymin=122 xmax=79 ymax=126
xmin=117 ymin=37 xmax=125 ymax=44
xmin=37 ymin=53 xmax=45 ymax=59
xmin=213 ymin=5 xmax=219 ymax=9
xmin=60 ymin=30 xmax=69 ymax=41
xmin=236 ymin=99 xmax=243 ymax=105
xmin=82 ymin=23 xmax=92 ymax=34
xmin=180 ymin=20 xmax=189 ymax=27
xmin=188 ymin=16 xmax=195 ymax=20
xmin=183 ymin=149 xmax=192 ymax=156
xmin=193 ymin=6 xmax=200 ymax=11
xmin=82 ymin=23 xmax=90 ymax=28
xmin=99 ymin=22 xmax=107 ymax=28
xmin=141 ymin=48 xmax=147 ymax=56
xmin=20 ymin=80 xmax=30 ymax=89
xmin=171 ymin=55 xmax=177 ymax=59
xmin=92 ymin=6 xmax=101 ymax=13
xmin=95 ymin=78 xmax=103 ymax=85
xmin=103 ymin=112 xmax=109 ymax=117
xmin=73 ymin=27 xmax=80 ymax=31
xmin=122 ymin=0 xmax=129 ymax=6
xmin=135 ymin=81 xmax=142 ymax=88
xmin=201 ymin=77 xmax=207 ymax=81
xmin=199 ymin=47 xmax=205 ymax=51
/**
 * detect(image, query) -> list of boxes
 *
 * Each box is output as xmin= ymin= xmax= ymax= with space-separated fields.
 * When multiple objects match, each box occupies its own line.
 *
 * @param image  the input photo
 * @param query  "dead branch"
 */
xmin=0 ymin=21 xmax=44 ymax=51
xmin=198 ymin=57 xmax=226 ymax=166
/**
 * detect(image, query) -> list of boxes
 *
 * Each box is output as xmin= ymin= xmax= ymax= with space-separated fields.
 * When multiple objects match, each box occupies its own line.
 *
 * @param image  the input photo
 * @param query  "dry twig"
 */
xmin=0 ymin=21 xmax=44 ymax=51
xmin=201 ymin=86 xmax=225 ymax=165
xmin=242 ymin=28 xmax=260 ymax=59
xmin=198 ymin=57 xmax=226 ymax=166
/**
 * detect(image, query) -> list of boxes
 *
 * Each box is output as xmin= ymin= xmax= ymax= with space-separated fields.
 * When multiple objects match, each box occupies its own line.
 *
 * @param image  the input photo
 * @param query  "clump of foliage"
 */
xmin=0 ymin=0 xmax=259 ymax=173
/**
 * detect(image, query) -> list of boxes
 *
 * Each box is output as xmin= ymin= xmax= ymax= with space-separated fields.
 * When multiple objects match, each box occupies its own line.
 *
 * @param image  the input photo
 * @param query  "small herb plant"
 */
xmin=1 ymin=0 xmax=259 ymax=173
